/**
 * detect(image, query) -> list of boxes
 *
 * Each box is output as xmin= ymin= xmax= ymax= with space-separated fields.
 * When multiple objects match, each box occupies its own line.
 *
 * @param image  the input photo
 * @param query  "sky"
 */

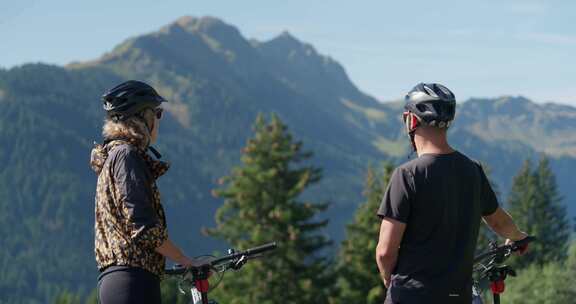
xmin=1 ymin=0 xmax=575 ymax=105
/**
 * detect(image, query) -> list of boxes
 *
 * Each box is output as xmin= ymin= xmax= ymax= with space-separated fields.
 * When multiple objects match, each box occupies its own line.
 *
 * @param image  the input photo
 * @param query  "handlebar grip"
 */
xmin=513 ymin=236 xmax=535 ymax=246
xmin=244 ymin=242 xmax=277 ymax=256
xmin=511 ymin=236 xmax=535 ymax=251
xmin=165 ymin=267 xmax=186 ymax=275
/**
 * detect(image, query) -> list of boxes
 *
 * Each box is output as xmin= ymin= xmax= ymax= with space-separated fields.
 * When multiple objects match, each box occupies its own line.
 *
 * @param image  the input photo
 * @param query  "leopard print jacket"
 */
xmin=90 ymin=139 xmax=169 ymax=277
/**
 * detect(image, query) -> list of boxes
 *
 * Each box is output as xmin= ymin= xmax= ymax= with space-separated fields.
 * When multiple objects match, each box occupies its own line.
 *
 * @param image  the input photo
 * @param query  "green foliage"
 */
xmin=0 ymin=64 xmax=116 ymax=303
xmin=161 ymin=278 xmax=191 ymax=304
xmin=206 ymin=113 xmax=332 ymax=304
xmin=507 ymin=157 xmax=571 ymax=267
xmin=333 ymin=164 xmax=393 ymax=304
xmin=503 ymin=242 xmax=576 ymax=304
xmin=85 ymin=289 xmax=98 ymax=304
xmin=53 ymin=291 xmax=82 ymax=304
xmin=52 ymin=288 xmax=97 ymax=304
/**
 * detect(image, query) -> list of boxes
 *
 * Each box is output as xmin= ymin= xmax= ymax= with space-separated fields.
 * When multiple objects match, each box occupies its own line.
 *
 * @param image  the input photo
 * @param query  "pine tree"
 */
xmin=206 ymin=113 xmax=332 ymax=304
xmin=334 ymin=163 xmax=393 ymax=304
xmin=507 ymin=157 xmax=570 ymax=267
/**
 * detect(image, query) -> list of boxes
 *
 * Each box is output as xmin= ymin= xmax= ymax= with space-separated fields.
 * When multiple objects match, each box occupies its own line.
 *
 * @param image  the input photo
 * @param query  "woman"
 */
xmin=90 ymin=80 xmax=200 ymax=303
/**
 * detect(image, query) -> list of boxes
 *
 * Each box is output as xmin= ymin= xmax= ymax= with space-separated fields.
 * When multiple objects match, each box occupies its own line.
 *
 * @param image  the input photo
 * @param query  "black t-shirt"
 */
xmin=377 ymin=151 xmax=498 ymax=303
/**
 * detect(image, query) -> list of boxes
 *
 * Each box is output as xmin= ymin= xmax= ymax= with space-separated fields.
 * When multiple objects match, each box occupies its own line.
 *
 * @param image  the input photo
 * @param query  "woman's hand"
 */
xmin=194 ymin=257 xmax=215 ymax=268
xmin=178 ymin=256 xmax=196 ymax=268
xmin=180 ymin=256 xmax=213 ymax=268
xmin=179 ymin=256 xmax=213 ymax=278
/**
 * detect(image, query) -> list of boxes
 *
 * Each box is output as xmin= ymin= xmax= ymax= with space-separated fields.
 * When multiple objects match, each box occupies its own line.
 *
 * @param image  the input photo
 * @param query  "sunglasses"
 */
xmin=154 ymin=108 xmax=163 ymax=120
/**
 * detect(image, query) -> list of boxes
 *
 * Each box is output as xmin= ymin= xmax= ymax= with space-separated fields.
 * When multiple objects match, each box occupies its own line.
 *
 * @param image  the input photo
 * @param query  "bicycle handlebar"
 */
xmin=211 ymin=242 xmax=277 ymax=265
xmin=165 ymin=242 xmax=277 ymax=275
xmin=474 ymin=236 xmax=535 ymax=264
xmin=165 ymin=267 xmax=190 ymax=275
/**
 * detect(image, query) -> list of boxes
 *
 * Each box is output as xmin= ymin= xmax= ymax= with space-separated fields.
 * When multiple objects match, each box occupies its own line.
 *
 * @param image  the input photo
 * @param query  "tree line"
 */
xmin=56 ymin=113 xmax=574 ymax=304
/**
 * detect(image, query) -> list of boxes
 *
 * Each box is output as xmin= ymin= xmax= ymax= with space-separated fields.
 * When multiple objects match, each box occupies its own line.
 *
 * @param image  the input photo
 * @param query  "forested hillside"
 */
xmin=0 ymin=16 xmax=574 ymax=302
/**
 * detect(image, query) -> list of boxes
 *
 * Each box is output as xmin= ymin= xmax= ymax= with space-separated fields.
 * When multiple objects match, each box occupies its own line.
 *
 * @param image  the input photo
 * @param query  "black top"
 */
xmin=109 ymin=144 xmax=160 ymax=230
xmin=377 ymin=151 xmax=498 ymax=302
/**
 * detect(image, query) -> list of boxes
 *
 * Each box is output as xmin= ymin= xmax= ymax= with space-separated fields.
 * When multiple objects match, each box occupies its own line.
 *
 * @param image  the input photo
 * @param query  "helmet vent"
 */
xmin=423 ymin=85 xmax=438 ymax=98
xmin=416 ymin=104 xmax=428 ymax=112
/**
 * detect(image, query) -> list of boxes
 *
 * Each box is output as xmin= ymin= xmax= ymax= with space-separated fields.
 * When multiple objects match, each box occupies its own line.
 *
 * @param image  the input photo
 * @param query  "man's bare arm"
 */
xmin=376 ymin=218 xmax=406 ymax=288
xmin=483 ymin=207 xmax=527 ymax=241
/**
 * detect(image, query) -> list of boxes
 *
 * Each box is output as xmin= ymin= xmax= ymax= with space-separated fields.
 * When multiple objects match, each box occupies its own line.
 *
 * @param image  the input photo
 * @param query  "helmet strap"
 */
xmin=409 ymin=131 xmax=417 ymax=153
xmin=403 ymin=112 xmax=420 ymax=153
xmin=148 ymin=146 xmax=162 ymax=159
xmin=135 ymin=109 xmax=155 ymax=133
xmin=404 ymin=111 xmax=420 ymax=133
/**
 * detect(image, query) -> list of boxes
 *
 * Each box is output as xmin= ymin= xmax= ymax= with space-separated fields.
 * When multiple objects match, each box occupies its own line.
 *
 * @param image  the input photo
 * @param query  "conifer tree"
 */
xmin=334 ymin=163 xmax=393 ymax=304
xmin=507 ymin=157 xmax=570 ymax=267
xmin=206 ymin=113 xmax=332 ymax=304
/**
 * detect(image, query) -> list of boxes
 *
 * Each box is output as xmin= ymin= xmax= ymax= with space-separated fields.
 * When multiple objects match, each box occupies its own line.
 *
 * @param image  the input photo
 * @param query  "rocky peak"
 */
xmin=174 ymin=16 xmax=244 ymax=41
xmin=262 ymin=31 xmax=317 ymax=56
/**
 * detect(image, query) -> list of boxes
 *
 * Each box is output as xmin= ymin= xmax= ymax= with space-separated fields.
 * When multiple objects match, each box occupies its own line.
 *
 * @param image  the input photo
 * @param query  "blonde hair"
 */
xmin=102 ymin=108 xmax=156 ymax=148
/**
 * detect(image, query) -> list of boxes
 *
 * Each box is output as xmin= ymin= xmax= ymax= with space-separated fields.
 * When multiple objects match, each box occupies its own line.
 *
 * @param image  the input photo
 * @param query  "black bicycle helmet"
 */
xmin=404 ymin=83 xmax=456 ymax=128
xmin=102 ymin=80 xmax=166 ymax=121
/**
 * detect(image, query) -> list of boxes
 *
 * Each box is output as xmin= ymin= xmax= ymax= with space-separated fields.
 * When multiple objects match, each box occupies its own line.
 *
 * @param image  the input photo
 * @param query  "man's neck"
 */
xmin=416 ymin=144 xmax=454 ymax=157
xmin=414 ymin=130 xmax=454 ymax=157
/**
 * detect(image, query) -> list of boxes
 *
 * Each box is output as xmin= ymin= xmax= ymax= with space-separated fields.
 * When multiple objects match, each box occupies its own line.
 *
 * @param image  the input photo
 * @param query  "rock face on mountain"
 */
xmin=1 ymin=16 xmax=574 ymax=302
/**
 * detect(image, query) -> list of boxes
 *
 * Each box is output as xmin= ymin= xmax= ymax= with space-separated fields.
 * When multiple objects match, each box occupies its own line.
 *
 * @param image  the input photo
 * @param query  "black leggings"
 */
xmin=98 ymin=266 xmax=161 ymax=304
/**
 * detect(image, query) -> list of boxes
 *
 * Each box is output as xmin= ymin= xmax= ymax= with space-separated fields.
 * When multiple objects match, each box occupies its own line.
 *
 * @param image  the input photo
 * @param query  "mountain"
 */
xmin=0 ymin=16 xmax=574 ymax=302
xmin=458 ymin=96 xmax=576 ymax=157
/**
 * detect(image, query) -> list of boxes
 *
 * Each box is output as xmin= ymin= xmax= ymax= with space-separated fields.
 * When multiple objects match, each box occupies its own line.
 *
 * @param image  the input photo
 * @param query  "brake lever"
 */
xmin=232 ymin=255 xmax=247 ymax=270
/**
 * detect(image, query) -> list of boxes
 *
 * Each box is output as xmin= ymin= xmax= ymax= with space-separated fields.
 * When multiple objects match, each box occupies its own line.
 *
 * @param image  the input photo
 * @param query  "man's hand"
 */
xmin=505 ymin=234 xmax=530 ymax=256
xmin=383 ymin=277 xmax=391 ymax=289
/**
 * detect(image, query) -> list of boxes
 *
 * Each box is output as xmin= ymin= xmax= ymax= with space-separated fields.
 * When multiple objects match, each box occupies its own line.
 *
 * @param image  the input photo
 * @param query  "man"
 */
xmin=375 ymin=83 xmax=528 ymax=304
